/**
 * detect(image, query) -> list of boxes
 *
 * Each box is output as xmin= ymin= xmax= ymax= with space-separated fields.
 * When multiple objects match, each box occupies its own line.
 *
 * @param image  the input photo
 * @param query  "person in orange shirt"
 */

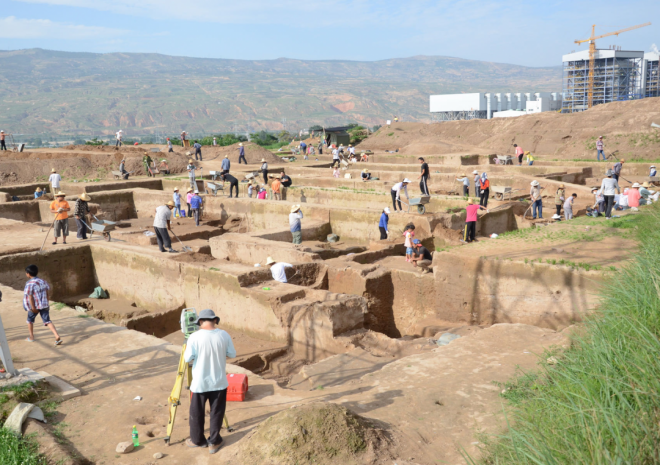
xmin=49 ymin=192 xmax=71 ymax=245
xmin=271 ymin=178 xmax=282 ymax=201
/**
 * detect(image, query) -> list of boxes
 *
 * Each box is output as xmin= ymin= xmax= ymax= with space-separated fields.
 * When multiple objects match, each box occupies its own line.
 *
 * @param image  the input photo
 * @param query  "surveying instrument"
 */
xmin=164 ymin=308 xmax=233 ymax=445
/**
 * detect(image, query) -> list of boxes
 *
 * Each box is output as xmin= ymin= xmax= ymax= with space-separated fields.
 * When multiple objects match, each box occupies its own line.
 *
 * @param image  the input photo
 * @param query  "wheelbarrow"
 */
xmin=80 ymin=215 xmax=117 ymax=241
xmin=491 ymin=186 xmax=520 ymax=201
xmin=401 ymin=196 xmax=431 ymax=214
xmin=207 ymin=181 xmax=224 ymax=196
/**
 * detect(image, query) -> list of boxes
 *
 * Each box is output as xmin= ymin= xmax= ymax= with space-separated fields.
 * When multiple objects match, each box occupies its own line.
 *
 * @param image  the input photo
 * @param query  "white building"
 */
xmin=430 ymin=92 xmax=562 ymax=120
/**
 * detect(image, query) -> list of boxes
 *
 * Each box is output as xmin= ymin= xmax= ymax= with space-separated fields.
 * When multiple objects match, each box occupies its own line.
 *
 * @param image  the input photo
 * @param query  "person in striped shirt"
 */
xmin=23 ymin=265 xmax=62 ymax=345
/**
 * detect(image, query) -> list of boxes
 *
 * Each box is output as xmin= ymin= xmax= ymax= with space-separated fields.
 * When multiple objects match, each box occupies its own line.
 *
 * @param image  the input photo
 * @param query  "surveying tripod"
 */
xmin=164 ymin=309 xmax=233 ymax=445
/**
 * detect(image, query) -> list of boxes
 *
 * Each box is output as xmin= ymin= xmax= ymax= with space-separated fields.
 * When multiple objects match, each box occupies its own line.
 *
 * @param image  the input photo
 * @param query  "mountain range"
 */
xmin=0 ymin=48 xmax=562 ymax=137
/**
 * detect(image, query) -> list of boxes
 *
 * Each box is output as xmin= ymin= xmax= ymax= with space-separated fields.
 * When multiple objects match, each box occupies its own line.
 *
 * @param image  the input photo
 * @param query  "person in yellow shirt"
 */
xmin=526 ymin=151 xmax=535 ymax=166
xmin=49 ymin=192 xmax=71 ymax=245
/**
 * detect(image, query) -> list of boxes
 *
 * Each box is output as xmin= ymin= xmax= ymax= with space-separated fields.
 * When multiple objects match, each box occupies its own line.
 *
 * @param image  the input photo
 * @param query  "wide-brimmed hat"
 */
xmin=239 ymin=143 xmax=243 ymax=146
xmin=591 ymin=187 xmax=599 ymax=192
xmin=79 ymin=193 xmax=91 ymax=201
xmin=552 ymin=214 xmax=561 ymax=220
xmin=35 ymin=187 xmax=42 ymax=192
xmin=290 ymin=205 xmax=301 ymax=213
xmin=187 ymin=187 xmax=193 ymax=192
xmin=173 ymin=187 xmax=179 ymax=191
xmin=186 ymin=152 xmax=191 ymax=156
xmin=55 ymin=191 xmax=66 ymax=197
xmin=606 ymin=170 xmax=613 ymax=176
xmin=261 ymin=158 xmax=266 ymax=162
xmin=651 ymin=165 xmax=656 ymax=168
xmin=402 ymin=178 xmax=411 ymax=183
xmin=632 ymin=183 xmax=641 ymax=188
xmin=531 ymin=180 xmax=539 ymax=186
xmin=460 ymin=173 xmax=466 ymax=177
xmin=194 ymin=190 xmax=199 ymax=194
xmin=642 ymin=182 xmax=651 ymax=188
xmin=559 ymin=184 xmax=565 ymax=188
xmin=620 ymin=159 xmax=626 ymax=163
xmin=194 ymin=309 xmax=219 ymax=325
xmin=468 ymin=198 xmax=474 ymax=204
xmin=224 ymin=155 xmax=229 ymax=158
xmin=524 ymin=151 xmax=530 ymax=155
xmin=384 ymin=207 xmax=390 ymax=214
xmin=266 ymin=257 xmax=276 ymax=265
xmin=472 ymin=170 xmax=479 ymax=174
xmin=51 ymin=168 xmax=57 ymax=172
xmin=166 ymin=201 xmax=175 ymax=207
xmin=363 ymin=169 xmax=369 ymax=173
xmin=188 ymin=159 xmax=194 ymax=163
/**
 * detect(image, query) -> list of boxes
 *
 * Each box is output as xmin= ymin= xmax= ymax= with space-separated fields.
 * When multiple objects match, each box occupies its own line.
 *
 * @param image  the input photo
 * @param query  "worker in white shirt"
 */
xmin=48 ymin=168 xmax=62 ymax=194
xmin=390 ymin=178 xmax=410 ymax=212
xmin=115 ymin=130 xmax=123 ymax=147
xmin=266 ymin=257 xmax=293 ymax=283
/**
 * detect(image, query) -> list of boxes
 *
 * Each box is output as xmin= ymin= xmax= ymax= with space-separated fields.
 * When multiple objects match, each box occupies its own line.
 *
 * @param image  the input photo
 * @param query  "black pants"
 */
xmin=319 ymin=148 xmax=323 ymax=155
xmin=262 ymin=171 xmax=268 ymax=184
xmin=121 ymin=171 xmax=129 ymax=180
xmin=556 ymin=204 xmax=562 ymax=215
xmin=75 ymin=218 xmax=88 ymax=239
xmin=613 ymin=174 xmax=619 ymax=183
xmin=189 ymin=389 xmax=227 ymax=447
xmin=604 ymin=195 xmax=615 ymax=218
xmin=480 ymin=188 xmax=489 ymax=207
xmin=420 ymin=176 xmax=429 ymax=196
xmin=464 ymin=221 xmax=476 ymax=242
xmin=186 ymin=203 xmax=191 ymax=218
xmin=168 ymin=147 xmax=174 ymax=153
xmin=390 ymin=190 xmax=402 ymax=211
xmin=154 ymin=227 xmax=171 ymax=251
xmin=518 ymin=154 xmax=523 ymax=164
xmin=462 ymin=185 xmax=469 ymax=197
xmin=379 ymin=226 xmax=387 ymax=240
xmin=228 ymin=182 xmax=238 ymax=198
xmin=238 ymin=155 xmax=247 ymax=164
xmin=0 ymin=140 xmax=6 ymax=150
xmin=195 ymin=148 xmax=202 ymax=161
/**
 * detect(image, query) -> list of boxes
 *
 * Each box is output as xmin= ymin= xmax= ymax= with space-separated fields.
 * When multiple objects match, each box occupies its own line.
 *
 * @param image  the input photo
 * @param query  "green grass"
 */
xmin=0 ymin=428 xmax=46 ymax=464
xmin=469 ymin=204 xmax=660 ymax=464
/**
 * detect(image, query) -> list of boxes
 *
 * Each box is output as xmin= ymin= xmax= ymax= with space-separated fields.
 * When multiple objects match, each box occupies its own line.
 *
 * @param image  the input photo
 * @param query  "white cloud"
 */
xmin=0 ymin=16 xmax=128 ymax=39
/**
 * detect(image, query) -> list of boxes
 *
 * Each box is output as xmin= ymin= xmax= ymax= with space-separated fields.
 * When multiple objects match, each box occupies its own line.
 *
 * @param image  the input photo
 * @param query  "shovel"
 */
xmin=171 ymin=230 xmax=193 ymax=252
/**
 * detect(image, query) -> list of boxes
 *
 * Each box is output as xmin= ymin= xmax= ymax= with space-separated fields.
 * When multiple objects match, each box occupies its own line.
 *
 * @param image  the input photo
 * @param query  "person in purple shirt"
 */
xmin=238 ymin=143 xmax=247 ymax=165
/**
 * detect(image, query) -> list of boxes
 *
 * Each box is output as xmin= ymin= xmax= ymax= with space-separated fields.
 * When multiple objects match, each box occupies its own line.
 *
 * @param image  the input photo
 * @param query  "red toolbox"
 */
xmin=227 ymin=373 xmax=248 ymax=402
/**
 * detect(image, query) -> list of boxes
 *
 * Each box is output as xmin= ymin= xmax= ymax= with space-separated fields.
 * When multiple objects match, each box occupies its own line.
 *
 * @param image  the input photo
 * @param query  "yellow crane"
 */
xmin=575 ymin=22 xmax=651 ymax=108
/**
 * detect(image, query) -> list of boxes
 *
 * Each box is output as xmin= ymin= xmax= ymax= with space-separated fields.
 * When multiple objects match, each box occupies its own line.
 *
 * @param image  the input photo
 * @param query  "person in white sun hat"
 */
xmin=266 ymin=257 xmax=293 ymax=283
xmin=391 ymin=178 xmax=410 ymax=212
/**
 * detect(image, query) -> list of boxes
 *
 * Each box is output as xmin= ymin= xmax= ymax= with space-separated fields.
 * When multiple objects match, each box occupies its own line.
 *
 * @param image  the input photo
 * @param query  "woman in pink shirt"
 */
xmin=627 ymin=184 xmax=641 ymax=207
xmin=186 ymin=188 xmax=194 ymax=218
xmin=464 ymin=199 xmax=487 ymax=243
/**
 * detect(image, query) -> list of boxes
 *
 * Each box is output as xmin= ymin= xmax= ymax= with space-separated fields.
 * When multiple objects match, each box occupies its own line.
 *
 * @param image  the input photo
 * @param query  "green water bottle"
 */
xmin=132 ymin=425 xmax=139 ymax=447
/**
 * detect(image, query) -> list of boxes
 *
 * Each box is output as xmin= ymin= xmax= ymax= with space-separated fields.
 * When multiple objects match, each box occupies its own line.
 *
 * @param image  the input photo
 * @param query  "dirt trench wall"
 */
xmin=0 ymin=248 xmax=95 ymax=300
xmin=0 ymin=200 xmax=43 ymax=222
xmin=210 ymin=233 xmax=322 ymax=265
xmin=432 ymin=252 xmax=598 ymax=329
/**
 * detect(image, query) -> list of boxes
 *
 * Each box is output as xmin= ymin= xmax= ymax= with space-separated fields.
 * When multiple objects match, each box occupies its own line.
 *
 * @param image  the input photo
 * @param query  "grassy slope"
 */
xmin=0 ymin=49 xmax=561 ymax=135
xmin=471 ymin=206 xmax=660 ymax=464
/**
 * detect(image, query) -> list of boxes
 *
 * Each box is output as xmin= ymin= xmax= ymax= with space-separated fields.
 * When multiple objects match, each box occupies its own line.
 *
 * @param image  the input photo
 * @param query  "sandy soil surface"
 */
xmin=358 ymin=98 xmax=660 ymax=159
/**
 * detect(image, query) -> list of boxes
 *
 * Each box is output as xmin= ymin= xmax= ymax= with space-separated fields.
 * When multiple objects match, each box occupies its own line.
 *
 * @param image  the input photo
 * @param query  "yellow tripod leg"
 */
xmin=164 ymin=344 xmax=187 ymax=444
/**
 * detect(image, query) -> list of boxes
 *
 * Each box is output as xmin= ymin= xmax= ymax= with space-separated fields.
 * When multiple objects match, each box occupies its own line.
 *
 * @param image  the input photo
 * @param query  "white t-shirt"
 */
xmin=270 ymin=262 xmax=293 ymax=283
xmin=116 ymin=132 xmax=122 ymax=141
xmin=153 ymin=205 xmax=171 ymax=228
xmin=49 ymin=173 xmax=61 ymax=188
xmin=392 ymin=182 xmax=409 ymax=200
xmin=617 ymin=194 xmax=629 ymax=207
xmin=184 ymin=328 xmax=236 ymax=393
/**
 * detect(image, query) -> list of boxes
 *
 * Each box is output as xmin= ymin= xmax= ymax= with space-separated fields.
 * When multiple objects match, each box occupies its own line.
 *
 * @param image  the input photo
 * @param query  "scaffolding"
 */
xmin=645 ymin=59 xmax=659 ymax=98
xmin=562 ymin=55 xmax=643 ymax=113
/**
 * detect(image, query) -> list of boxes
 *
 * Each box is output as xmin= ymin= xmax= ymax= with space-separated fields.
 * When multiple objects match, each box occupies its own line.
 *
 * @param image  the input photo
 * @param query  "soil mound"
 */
xmin=63 ymin=144 xmax=147 ymax=153
xmin=142 ymin=142 xmax=279 ymax=164
xmin=358 ymin=97 xmax=660 ymax=159
xmin=239 ymin=402 xmax=392 ymax=465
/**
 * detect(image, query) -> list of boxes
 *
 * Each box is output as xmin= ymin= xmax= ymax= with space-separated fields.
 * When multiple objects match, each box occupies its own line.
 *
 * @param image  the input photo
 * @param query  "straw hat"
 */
xmin=51 ymin=168 xmax=57 ymax=173
xmin=261 ymin=158 xmax=266 ymax=162
xmin=642 ymin=182 xmax=651 ymax=188
xmin=224 ymin=155 xmax=229 ymax=158
xmin=620 ymin=159 xmax=626 ymax=163
xmin=559 ymin=184 xmax=565 ymax=188
xmin=166 ymin=201 xmax=175 ymax=207
xmin=35 ymin=187 xmax=42 ymax=192
xmin=55 ymin=191 xmax=66 ymax=197
xmin=290 ymin=205 xmax=301 ymax=213
xmin=468 ymin=198 xmax=474 ymax=204
xmin=524 ymin=151 xmax=530 ymax=155
xmin=187 ymin=187 xmax=193 ymax=192
xmin=530 ymin=180 xmax=539 ymax=186
xmin=173 ymin=187 xmax=179 ymax=191
xmin=362 ymin=169 xmax=369 ymax=173
xmin=188 ymin=159 xmax=193 ymax=163
xmin=460 ymin=173 xmax=466 ymax=177
xmin=79 ymin=193 xmax=91 ymax=201
xmin=632 ymin=183 xmax=641 ymax=188
xmin=247 ymin=180 xmax=252 ymax=185
xmin=266 ymin=257 xmax=276 ymax=265
xmin=239 ymin=143 xmax=243 ymax=147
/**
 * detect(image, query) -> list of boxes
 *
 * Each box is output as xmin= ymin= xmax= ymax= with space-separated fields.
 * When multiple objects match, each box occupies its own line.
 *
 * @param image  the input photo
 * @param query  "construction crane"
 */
xmin=575 ymin=22 xmax=651 ymax=109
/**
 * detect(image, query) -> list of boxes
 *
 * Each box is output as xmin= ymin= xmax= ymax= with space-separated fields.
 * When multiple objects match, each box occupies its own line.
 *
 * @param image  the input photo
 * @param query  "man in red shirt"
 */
xmin=463 ymin=199 xmax=488 ymax=243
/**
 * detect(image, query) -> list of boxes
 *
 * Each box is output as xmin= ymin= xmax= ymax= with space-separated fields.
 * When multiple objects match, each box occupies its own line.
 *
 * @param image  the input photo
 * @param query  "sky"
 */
xmin=0 ymin=0 xmax=658 ymax=67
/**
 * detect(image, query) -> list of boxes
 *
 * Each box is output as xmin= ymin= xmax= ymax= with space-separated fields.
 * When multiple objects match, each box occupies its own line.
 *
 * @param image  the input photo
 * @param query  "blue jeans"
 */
xmin=174 ymin=204 xmax=182 ymax=217
xmin=528 ymin=161 xmax=534 ymax=166
xmin=532 ymin=199 xmax=543 ymax=219
xmin=597 ymin=150 xmax=604 ymax=161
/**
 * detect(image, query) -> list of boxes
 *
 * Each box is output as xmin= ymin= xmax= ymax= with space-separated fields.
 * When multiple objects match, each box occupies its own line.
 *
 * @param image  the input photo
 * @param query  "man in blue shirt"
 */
xmin=193 ymin=141 xmax=203 ymax=161
xmin=299 ymin=141 xmax=307 ymax=155
xmin=238 ymin=143 xmax=247 ymax=164
xmin=221 ymin=155 xmax=230 ymax=174
xmin=378 ymin=207 xmax=390 ymax=240
xmin=190 ymin=190 xmax=203 ymax=226
xmin=184 ymin=309 xmax=236 ymax=453
xmin=289 ymin=205 xmax=303 ymax=244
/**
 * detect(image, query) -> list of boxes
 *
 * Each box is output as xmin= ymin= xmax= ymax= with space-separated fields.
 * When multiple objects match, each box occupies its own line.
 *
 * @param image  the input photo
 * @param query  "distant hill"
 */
xmin=0 ymin=48 xmax=561 ymax=136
